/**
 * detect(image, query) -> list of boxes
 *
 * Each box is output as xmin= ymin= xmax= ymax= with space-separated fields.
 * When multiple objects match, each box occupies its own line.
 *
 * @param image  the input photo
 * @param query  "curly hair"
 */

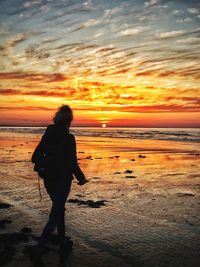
xmin=53 ymin=105 xmax=73 ymax=126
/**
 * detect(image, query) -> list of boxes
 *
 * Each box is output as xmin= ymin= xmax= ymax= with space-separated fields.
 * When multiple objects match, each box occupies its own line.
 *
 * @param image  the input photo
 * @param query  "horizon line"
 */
xmin=0 ymin=124 xmax=199 ymax=129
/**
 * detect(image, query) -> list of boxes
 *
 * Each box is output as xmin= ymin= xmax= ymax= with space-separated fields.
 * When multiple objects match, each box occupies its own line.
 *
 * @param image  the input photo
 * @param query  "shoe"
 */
xmin=30 ymin=244 xmax=50 ymax=255
xmin=60 ymin=238 xmax=73 ymax=251
xmin=59 ymin=239 xmax=73 ymax=259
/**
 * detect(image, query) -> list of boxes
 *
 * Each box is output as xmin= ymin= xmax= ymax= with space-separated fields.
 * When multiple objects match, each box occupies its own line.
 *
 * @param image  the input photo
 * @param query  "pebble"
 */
xmin=138 ymin=155 xmax=146 ymax=158
xmin=0 ymin=203 xmax=12 ymax=209
xmin=68 ymin=198 xmax=108 ymax=208
xmin=0 ymin=220 xmax=12 ymax=228
xmin=20 ymin=227 xmax=32 ymax=234
xmin=85 ymin=156 xmax=92 ymax=159
xmin=124 ymin=170 xmax=133 ymax=174
xmin=177 ymin=192 xmax=195 ymax=197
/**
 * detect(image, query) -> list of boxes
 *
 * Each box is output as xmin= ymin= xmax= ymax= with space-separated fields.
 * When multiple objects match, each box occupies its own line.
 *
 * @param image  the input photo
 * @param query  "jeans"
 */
xmin=39 ymin=178 xmax=72 ymax=245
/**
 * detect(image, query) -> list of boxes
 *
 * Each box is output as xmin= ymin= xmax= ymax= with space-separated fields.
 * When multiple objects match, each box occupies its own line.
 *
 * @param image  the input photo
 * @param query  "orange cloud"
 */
xmin=0 ymin=69 xmax=199 ymax=127
xmin=0 ymin=72 xmax=67 ymax=83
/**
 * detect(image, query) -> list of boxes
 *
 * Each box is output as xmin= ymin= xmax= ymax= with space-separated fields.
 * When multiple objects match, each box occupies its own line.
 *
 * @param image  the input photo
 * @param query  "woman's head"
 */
xmin=53 ymin=105 xmax=73 ymax=128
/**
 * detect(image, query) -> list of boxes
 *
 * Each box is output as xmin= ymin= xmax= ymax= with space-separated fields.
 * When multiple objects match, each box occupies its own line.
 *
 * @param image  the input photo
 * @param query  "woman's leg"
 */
xmin=39 ymin=180 xmax=71 ymax=246
xmin=57 ymin=208 xmax=65 ymax=242
xmin=57 ymin=183 xmax=71 ymax=243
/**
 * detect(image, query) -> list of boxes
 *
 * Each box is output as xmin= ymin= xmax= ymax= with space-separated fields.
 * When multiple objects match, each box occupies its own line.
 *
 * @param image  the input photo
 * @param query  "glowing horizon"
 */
xmin=0 ymin=0 xmax=200 ymax=128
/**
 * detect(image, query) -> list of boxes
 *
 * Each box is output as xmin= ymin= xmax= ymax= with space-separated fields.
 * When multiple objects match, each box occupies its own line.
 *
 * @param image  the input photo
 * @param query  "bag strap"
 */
xmin=38 ymin=176 xmax=42 ymax=202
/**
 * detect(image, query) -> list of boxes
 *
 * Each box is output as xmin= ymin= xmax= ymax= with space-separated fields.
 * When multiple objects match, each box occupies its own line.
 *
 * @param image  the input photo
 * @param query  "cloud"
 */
xmin=96 ymin=46 xmax=116 ymax=53
xmin=0 ymin=88 xmax=76 ymax=98
xmin=0 ymin=89 xmax=20 ymax=95
xmin=0 ymin=89 xmax=66 ymax=97
xmin=155 ymin=30 xmax=185 ymax=39
xmin=4 ymin=33 xmax=28 ymax=51
xmin=0 ymin=106 xmax=54 ymax=111
xmin=139 ymin=14 xmax=156 ymax=22
xmin=1 ymin=102 xmax=200 ymax=114
xmin=103 ymin=2 xmax=128 ymax=18
xmin=118 ymin=104 xmax=200 ymax=113
xmin=1 ymin=0 xmax=200 ymax=125
xmin=64 ymin=103 xmax=200 ymax=113
xmin=0 ymin=85 xmax=92 ymax=99
xmin=81 ymin=19 xmax=99 ymax=28
xmin=187 ymin=8 xmax=199 ymax=14
xmin=71 ymin=19 xmax=99 ymax=33
xmin=23 ymin=1 xmax=42 ymax=8
xmin=164 ymin=96 xmax=200 ymax=106
xmin=82 ymin=0 xmax=95 ymax=11
xmin=74 ymin=44 xmax=98 ymax=51
xmin=111 ymin=67 xmax=132 ymax=75
xmin=157 ymin=70 xmax=179 ymax=78
xmin=93 ymin=29 xmax=105 ymax=38
xmin=176 ymin=37 xmax=199 ymax=44
xmin=23 ymin=90 xmax=70 ymax=98
xmin=41 ymin=38 xmax=60 ymax=45
xmin=25 ymin=44 xmax=50 ymax=59
xmin=177 ymin=17 xmax=192 ymax=23
xmin=173 ymin=10 xmax=182 ymax=15
xmin=135 ymin=70 xmax=155 ymax=77
xmin=0 ymin=72 xmax=67 ymax=83
xmin=68 ymin=0 xmax=95 ymax=13
xmin=119 ymin=27 xmax=145 ymax=36
xmin=144 ymin=0 xmax=160 ymax=8
xmin=112 ymin=94 xmax=144 ymax=101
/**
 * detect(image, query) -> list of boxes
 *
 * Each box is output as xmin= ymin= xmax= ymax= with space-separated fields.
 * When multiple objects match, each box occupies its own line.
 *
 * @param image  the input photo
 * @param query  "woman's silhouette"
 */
xmin=32 ymin=105 xmax=88 ymax=253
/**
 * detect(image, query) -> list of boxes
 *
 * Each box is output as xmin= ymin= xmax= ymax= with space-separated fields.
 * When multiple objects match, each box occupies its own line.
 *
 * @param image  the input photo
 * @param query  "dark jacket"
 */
xmin=31 ymin=124 xmax=85 ymax=182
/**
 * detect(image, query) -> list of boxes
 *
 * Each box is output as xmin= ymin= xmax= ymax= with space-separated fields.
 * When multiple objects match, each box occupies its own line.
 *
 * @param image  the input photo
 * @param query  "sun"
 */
xmin=102 ymin=123 xmax=107 ymax=128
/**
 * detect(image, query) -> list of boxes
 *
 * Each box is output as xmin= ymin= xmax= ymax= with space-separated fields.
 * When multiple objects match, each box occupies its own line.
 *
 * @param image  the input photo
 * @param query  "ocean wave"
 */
xmin=0 ymin=127 xmax=199 ymax=142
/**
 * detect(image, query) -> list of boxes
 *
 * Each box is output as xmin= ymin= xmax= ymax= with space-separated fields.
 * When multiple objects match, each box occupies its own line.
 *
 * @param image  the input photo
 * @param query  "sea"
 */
xmin=0 ymin=126 xmax=199 ymax=142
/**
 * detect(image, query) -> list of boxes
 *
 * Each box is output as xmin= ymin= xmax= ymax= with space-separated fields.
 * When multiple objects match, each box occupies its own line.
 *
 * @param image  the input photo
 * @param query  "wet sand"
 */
xmin=0 ymin=131 xmax=200 ymax=267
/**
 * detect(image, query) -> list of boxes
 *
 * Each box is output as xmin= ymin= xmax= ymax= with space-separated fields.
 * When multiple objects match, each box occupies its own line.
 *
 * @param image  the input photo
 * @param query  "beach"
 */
xmin=0 ymin=127 xmax=200 ymax=267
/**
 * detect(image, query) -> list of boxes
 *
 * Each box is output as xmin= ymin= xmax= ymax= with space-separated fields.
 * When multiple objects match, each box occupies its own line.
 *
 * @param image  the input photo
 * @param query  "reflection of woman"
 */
xmin=32 ymin=105 xmax=88 ymax=253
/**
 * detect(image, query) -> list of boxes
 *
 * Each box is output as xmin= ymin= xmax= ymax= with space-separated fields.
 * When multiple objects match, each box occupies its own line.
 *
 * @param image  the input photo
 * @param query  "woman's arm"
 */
xmin=70 ymin=134 xmax=87 ymax=183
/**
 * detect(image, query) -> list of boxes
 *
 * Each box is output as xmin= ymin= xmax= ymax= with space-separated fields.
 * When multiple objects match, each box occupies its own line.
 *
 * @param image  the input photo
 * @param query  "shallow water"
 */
xmin=0 ymin=126 xmax=200 ymax=142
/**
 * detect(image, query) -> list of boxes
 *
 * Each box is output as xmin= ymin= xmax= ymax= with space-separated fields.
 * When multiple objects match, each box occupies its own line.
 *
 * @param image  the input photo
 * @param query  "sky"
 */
xmin=0 ymin=0 xmax=200 ymax=127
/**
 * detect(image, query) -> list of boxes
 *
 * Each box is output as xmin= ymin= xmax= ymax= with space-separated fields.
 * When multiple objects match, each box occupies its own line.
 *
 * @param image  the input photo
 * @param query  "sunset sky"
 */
xmin=0 ymin=0 xmax=200 ymax=127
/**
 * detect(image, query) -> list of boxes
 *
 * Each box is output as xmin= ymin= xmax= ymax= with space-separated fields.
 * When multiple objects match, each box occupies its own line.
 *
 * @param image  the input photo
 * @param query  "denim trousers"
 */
xmin=39 ymin=178 xmax=72 ymax=245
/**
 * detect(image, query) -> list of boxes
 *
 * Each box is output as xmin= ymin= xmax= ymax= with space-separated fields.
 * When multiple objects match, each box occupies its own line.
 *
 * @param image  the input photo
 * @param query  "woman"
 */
xmin=32 ymin=105 xmax=88 ymax=253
